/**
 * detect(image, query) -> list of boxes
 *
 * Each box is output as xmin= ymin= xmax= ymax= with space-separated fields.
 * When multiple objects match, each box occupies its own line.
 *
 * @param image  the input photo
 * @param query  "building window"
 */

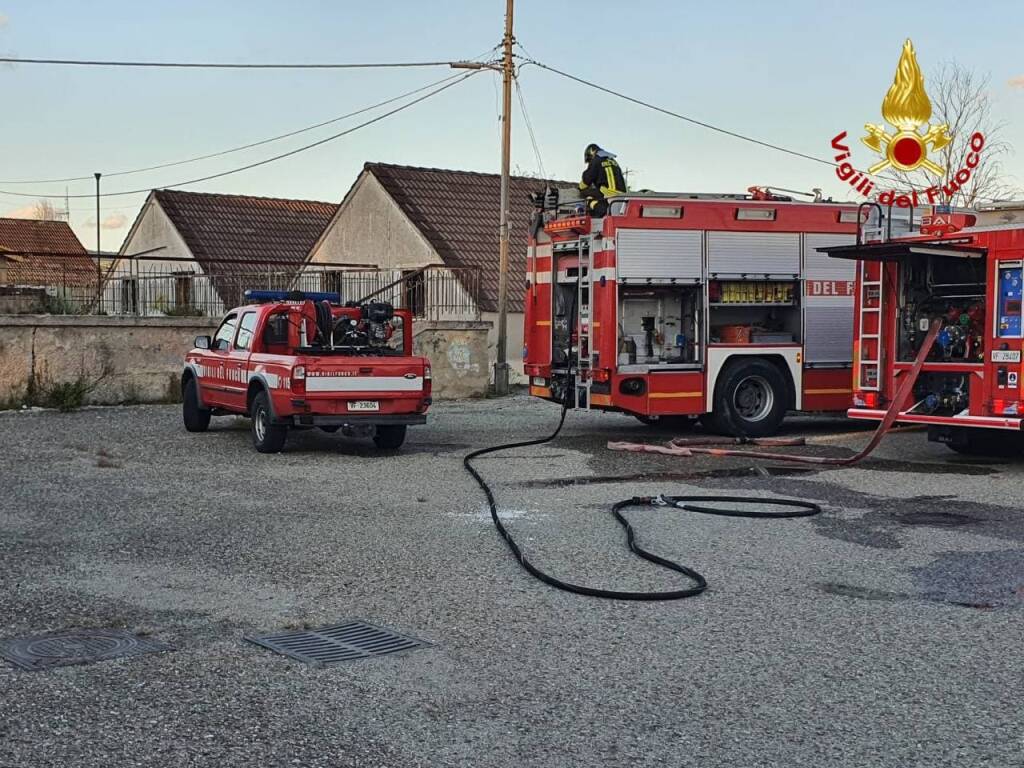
xmin=403 ymin=270 xmax=425 ymax=317
xmin=121 ymin=278 xmax=139 ymax=314
xmin=174 ymin=272 xmax=193 ymax=310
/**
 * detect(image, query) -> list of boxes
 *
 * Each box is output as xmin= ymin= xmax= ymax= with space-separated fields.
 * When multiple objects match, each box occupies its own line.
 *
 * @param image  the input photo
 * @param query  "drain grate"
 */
xmin=0 ymin=629 xmax=172 ymax=671
xmin=246 ymin=620 xmax=430 ymax=666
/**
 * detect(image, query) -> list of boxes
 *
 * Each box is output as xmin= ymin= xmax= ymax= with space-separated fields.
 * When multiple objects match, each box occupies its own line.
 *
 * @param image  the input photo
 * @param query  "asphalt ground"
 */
xmin=1 ymin=397 xmax=1022 ymax=767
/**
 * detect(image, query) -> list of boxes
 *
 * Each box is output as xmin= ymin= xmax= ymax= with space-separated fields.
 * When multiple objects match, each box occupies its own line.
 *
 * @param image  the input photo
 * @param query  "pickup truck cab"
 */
xmin=182 ymin=290 xmax=431 ymax=453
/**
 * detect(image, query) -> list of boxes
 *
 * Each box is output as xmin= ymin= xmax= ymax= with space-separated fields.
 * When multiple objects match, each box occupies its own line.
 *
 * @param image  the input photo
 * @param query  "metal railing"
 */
xmin=2 ymin=261 xmax=481 ymax=321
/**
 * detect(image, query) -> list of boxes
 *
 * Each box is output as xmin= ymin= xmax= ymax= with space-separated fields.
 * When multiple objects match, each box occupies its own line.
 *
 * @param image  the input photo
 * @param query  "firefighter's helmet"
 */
xmin=584 ymin=143 xmax=600 ymax=162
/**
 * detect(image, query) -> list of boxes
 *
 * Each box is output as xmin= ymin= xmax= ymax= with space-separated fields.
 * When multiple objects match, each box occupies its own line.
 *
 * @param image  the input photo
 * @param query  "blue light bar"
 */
xmin=244 ymin=289 xmax=342 ymax=304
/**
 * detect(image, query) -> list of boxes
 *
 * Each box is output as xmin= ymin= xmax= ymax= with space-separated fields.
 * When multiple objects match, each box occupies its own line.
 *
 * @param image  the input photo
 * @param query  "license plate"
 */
xmin=991 ymin=350 xmax=1021 ymax=363
xmin=348 ymin=400 xmax=379 ymax=412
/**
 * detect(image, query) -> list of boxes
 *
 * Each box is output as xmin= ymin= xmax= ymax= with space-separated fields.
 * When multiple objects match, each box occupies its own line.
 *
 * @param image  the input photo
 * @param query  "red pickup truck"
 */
xmin=182 ymin=291 xmax=431 ymax=453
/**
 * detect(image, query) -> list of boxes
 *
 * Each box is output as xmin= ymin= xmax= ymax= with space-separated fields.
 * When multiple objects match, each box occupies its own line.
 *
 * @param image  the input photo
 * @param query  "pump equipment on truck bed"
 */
xmin=523 ymin=184 xmax=862 ymax=437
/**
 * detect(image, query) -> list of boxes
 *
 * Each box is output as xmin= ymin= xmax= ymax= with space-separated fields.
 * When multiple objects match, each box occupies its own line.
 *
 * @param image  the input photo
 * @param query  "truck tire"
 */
xmin=250 ymin=390 xmax=288 ymax=453
xmin=706 ymin=359 xmax=789 ymax=438
xmin=373 ymin=424 xmax=407 ymax=450
xmin=182 ymin=377 xmax=211 ymax=433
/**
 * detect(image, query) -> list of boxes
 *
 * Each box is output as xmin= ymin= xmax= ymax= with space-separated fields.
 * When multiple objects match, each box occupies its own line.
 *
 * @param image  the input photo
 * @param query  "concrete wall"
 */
xmin=413 ymin=320 xmax=492 ymax=399
xmin=0 ymin=315 xmax=219 ymax=406
xmin=481 ymin=310 xmax=526 ymax=385
xmin=0 ymin=314 xmax=491 ymax=406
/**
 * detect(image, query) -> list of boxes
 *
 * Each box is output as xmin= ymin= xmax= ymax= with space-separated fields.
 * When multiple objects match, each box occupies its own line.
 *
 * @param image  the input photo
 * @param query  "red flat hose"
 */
xmin=608 ymin=320 xmax=941 ymax=467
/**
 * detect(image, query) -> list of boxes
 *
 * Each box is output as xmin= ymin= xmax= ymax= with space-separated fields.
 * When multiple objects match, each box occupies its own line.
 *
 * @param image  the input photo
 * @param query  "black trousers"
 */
xmin=579 ymin=186 xmax=609 ymax=217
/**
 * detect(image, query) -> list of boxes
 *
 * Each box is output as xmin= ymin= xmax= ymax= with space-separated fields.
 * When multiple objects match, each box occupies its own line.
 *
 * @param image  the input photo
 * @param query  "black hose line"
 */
xmin=463 ymin=402 xmax=822 ymax=601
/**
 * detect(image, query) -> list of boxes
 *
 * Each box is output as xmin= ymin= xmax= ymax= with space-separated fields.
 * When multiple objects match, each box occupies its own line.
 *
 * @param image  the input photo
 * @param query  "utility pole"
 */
xmin=493 ymin=0 xmax=514 ymax=395
xmin=94 ymin=172 xmax=102 ymax=302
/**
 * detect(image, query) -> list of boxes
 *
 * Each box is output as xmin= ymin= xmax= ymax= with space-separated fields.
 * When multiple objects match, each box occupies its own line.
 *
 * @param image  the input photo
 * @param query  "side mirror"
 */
xmin=194 ymin=335 xmax=211 ymax=350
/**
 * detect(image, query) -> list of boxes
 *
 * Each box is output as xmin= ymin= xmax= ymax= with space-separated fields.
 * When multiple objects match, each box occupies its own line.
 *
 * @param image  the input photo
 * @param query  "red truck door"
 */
xmin=222 ymin=310 xmax=258 ymax=411
xmin=200 ymin=312 xmax=239 ymax=408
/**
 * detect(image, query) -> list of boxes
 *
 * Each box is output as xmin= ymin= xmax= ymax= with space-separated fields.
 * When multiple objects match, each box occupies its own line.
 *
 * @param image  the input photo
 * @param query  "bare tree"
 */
xmin=892 ymin=62 xmax=1019 ymax=206
xmin=30 ymin=199 xmax=59 ymax=220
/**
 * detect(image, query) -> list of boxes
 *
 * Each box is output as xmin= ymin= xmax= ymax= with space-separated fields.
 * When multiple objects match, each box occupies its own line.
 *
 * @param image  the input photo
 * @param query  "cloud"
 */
xmin=84 ymin=213 xmax=129 ymax=230
xmin=1009 ymin=75 xmax=1024 ymax=90
xmin=2 ymin=203 xmax=40 ymax=219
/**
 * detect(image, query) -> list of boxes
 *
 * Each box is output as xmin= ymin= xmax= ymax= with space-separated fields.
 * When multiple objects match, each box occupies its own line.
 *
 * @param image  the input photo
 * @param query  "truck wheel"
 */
xmin=251 ymin=390 xmax=288 ymax=453
xmin=707 ymin=359 xmax=789 ymax=438
xmin=182 ymin=377 xmax=211 ymax=433
xmin=373 ymin=424 xmax=407 ymax=450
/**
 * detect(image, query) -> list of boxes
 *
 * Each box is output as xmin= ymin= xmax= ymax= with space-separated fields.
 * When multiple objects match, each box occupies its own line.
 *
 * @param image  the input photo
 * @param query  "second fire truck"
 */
xmin=523 ymin=188 xmax=861 ymax=436
xmin=819 ymin=203 xmax=1024 ymax=455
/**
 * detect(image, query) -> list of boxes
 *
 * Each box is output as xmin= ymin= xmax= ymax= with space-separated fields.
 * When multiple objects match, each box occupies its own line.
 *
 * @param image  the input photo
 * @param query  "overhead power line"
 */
xmin=521 ymin=58 xmax=834 ymax=170
xmin=0 ymin=56 xmax=469 ymax=70
xmin=514 ymin=78 xmax=546 ymax=179
xmin=0 ymin=70 xmax=482 ymax=200
xmin=522 ymin=57 xmax=1008 ymax=204
xmin=0 ymin=70 xmax=479 ymax=185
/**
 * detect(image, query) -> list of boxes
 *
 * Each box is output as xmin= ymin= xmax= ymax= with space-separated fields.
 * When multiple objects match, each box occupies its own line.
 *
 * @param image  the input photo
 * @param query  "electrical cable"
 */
xmin=464 ymin=391 xmax=820 ymax=601
xmin=519 ymin=56 xmax=1011 ymax=204
xmin=514 ymin=77 xmax=546 ymax=179
xmin=0 ymin=70 xmax=483 ymax=199
xmin=0 ymin=70 xmax=480 ymax=185
xmin=0 ymin=56 xmax=466 ymax=70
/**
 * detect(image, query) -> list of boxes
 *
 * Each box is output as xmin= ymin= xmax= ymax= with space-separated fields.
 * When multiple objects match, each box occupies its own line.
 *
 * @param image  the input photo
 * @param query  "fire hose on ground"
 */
xmin=463 ymin=320 xmax=941 ymax=601
xmin=608 ymin=320 xmax=941 ymax=467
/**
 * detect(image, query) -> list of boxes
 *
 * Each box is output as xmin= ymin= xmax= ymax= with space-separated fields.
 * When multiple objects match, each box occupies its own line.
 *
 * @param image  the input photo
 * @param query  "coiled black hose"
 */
xmin=464 ymin=403 xmax=822 ymax=601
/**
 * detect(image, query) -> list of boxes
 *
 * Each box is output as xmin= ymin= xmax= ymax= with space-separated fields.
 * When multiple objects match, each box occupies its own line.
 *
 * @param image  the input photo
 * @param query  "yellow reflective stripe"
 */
xmin=605 ymin=164 xmax=616 ymax=190
xmin=805 ymin=388 xmax=853 ymax=395
xmin=649 ymin=391 xmax=703 ymax=399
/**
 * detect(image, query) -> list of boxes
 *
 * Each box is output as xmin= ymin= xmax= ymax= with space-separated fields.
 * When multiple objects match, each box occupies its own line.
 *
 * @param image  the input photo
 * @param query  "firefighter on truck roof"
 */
xmin=579 ymin=143 xmax=626 ymax=217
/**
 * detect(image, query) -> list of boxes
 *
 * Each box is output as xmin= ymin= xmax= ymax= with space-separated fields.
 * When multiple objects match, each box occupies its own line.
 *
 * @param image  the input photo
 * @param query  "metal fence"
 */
xmin=2 ymin=261 xmax=481 ymax=321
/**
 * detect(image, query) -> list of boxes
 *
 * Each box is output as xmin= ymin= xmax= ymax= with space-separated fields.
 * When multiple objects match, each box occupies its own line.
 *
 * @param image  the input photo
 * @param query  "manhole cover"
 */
xmin=0 ymin=629 xmax=172 ymax=671
xmin=898 ymin=511 xmax=976 ymax=527
xmin=246 ymin=620 xmax=430 ymax=666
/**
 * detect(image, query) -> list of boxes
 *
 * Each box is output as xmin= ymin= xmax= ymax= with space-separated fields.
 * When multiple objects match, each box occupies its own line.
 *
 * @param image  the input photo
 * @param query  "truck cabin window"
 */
xmin=212 ymin=314 xmax=238 ymax=351
xmin=262 ymin=312 xmax=290 ymax=348
xmin=234 ymin=312 xmax=258 ymax=350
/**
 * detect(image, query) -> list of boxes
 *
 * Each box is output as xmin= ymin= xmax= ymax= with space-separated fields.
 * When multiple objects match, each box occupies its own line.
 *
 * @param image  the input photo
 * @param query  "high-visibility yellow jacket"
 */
xmin=580 ymin=155 xmax=626 ymax=197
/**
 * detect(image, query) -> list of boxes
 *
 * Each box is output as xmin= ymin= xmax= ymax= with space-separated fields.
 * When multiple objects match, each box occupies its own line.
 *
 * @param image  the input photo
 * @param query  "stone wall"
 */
xmin=0 ymin=315 xmax=491 ymax=406
xmin=413 ymin=320 xmax=492 ymax=399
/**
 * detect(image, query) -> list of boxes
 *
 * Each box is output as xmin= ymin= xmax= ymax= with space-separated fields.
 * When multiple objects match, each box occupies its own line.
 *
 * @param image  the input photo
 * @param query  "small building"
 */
xmin=112 ymin=189 xmax=338 ymax=316
xmin=0 ymin=217 xmax=97 ymax=312
xmin=306 ymin=163 xmax=572 ymax=383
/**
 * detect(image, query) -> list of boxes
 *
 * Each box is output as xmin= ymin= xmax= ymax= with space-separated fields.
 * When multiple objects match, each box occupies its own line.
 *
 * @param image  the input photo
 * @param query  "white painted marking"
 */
xmin=305 ymin=376 xmax=424 ymax=393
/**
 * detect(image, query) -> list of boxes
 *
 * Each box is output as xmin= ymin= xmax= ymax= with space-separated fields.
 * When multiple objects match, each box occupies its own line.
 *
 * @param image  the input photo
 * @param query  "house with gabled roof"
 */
xmin=0 ymin=217 xmax=97 ymax=294
xmin=112 ymin=189 xmax=338 ymax=315
xmin=306 ymin=163 xmax=573 ymax=383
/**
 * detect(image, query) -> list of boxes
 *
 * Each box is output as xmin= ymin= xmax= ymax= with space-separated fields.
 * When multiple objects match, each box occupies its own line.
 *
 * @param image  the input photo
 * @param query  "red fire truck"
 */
xmin=819 ymin=205 xmax=1024 ymax=454
xmin=523 ymin=189 xmax=861 ymax=436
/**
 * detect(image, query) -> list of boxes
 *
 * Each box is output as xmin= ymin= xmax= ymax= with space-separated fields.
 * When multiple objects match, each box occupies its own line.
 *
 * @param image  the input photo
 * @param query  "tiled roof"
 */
xmin=0 ymin=217 xmax=96 ymax=287
xmin=153 ymin=189 xmax=338 ymax=275
xmin=364 ymin=163 xmax=574 ymax=312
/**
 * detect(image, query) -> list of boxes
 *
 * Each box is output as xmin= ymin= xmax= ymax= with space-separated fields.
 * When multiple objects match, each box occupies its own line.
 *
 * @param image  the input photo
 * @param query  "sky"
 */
xmin=1 ymin=0 xmax=1022 ymax=252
